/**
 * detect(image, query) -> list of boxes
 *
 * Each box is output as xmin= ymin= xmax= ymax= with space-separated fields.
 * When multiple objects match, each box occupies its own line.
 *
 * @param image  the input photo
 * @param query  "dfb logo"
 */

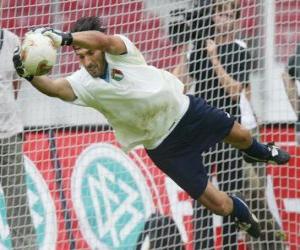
xmin=71 ymin=143 xmax=153 ymax=250
xmin=0 ymin=156 xmax=57 ymax=250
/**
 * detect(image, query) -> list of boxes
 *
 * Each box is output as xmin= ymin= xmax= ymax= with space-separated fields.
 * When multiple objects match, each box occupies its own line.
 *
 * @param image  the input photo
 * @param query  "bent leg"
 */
xmin=223 ymin=121 xmax=290 ymax=165
xmin=198 ymin=181 xmax=233 ymax=216
xmin=198 ymin=181 xmax=261 ymax=238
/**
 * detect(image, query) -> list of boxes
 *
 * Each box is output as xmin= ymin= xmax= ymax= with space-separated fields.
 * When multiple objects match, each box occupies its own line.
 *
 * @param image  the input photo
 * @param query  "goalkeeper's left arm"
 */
xmin=41 ymin=28 xmax=127 ymax=55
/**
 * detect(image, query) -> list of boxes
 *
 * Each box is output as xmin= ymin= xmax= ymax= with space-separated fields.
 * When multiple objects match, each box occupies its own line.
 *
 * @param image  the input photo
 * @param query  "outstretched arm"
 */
xmin=13 ymin=47 xmax=76 ymax=101
xmin=72 ymin=31 xmax=127 ymax=55
xmin=171 ymin=44 xmax=193 ymax=93
xmin=43 ymin=29 xmax=127 ymax=55
xmin=30 ymin=76 xmax=76 ymax=101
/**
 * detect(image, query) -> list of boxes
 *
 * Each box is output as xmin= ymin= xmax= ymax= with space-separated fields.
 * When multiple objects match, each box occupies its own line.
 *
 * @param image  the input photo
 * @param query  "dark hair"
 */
xmin=168 ymin=0 xmax=240 ymax=48
xmin=70 ymin=16 xmax=107 ymax=33
xmin=212 ymin=0 xmax=241 ymax=19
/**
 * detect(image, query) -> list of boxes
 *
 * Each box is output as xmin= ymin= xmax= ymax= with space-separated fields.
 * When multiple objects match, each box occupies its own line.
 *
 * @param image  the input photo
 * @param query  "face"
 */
xmin=213 ymin=5 xmax=237 ymax=34
xmin=75 ymin=48 xmax=106 ymax=78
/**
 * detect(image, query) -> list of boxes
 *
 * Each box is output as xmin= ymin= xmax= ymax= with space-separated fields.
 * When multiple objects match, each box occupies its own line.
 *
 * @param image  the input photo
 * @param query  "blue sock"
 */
xmin=242 ymin=138 xmax=270 ymax=160
xmin=230 ymin=195 xmax=252 ymax=223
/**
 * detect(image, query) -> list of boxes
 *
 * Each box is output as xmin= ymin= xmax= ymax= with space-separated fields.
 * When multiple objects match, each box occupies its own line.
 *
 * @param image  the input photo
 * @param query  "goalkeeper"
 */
xmin=13 ymin=16 xmax=290 ymax=239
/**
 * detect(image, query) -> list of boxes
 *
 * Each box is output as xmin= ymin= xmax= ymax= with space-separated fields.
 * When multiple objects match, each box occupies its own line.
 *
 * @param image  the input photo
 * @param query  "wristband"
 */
xmin=62 ymin=32 xmax=73 ymax=46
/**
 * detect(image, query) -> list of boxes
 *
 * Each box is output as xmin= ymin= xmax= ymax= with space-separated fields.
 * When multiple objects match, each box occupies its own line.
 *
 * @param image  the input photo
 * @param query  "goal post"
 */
xmin=0 ymin=0 xmax=299 ymax=249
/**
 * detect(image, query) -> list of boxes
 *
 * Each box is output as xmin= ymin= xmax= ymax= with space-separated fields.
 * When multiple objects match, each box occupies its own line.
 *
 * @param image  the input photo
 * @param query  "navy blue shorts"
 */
xmin=146 ymin=95 xmax=235 ymax=200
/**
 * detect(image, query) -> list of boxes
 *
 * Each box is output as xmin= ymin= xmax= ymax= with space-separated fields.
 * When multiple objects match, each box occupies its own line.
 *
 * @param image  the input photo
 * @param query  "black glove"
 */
xmin=12 ymin=46 xmax=34 ymax=81
xmin=28 ymin=27 xmax=73 ymax=47
xmin=41 ymin=28 xmax=73 ymax=47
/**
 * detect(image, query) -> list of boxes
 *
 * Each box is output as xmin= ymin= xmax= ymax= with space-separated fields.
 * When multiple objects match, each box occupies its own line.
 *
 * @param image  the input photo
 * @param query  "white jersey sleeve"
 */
xmin=65 ymin=68 xmax=93 ymax=106
xmin=105 ymin=35 xmax=147 ymax=66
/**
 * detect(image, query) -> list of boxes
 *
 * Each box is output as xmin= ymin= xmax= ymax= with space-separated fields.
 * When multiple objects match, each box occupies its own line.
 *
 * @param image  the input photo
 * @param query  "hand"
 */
xmin=42 ymin=28 xmax=73 ymax=47
xmin=206 ymin=39 xmax=218 ymax=58
xmin=12 ymin=46 xmax=34 ymax=81
xmin=27 ymin=27 xmax=73 ymax=47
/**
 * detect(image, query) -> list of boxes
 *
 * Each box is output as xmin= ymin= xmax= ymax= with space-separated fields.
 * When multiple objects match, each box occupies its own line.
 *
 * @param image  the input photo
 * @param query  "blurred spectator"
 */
xmin=170 ymin=1 xmax=248 ymax=248
xmin=136 ymin=212 xmax=184 ymax=249
xmin=0 ymin=28 xmax=37 ymax=249
xmin=170 ymin=0 xmax=285 ymax=249
xmin=240 ymin=86 xmax=286 ymax=250
xmin=282 ymin=44 xmax=300 ymax=144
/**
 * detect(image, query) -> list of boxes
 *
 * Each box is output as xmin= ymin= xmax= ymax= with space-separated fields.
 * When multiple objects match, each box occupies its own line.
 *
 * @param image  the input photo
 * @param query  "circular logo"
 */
xmin=0 ymin=156 xmax=57 ymax=249
xmin=72 ymin=143 xmax=153 ymax=249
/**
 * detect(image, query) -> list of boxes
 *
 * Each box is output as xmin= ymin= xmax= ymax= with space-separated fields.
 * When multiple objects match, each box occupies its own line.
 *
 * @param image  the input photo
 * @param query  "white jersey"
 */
xmin=66 ymin=35 xmax=189 ymax=151
xmin=0 ymin=29 xmax=23 ymax=139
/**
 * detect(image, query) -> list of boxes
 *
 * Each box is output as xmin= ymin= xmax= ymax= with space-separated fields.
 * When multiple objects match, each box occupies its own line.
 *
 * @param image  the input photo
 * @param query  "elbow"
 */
xmin=228 ymin=85 xmax=242 ymax=101
xmin=97 ymin=35 xmax=116 ymax=53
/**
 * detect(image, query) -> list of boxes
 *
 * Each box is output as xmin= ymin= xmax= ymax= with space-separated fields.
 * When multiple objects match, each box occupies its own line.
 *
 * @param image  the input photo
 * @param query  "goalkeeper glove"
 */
xmin=29 ymin=27 xmax=73 ymax=47
xmin=42 ymin=28 xmax=73 ymax=47
xmin=12 ymin=46 xmax=34 ymax=82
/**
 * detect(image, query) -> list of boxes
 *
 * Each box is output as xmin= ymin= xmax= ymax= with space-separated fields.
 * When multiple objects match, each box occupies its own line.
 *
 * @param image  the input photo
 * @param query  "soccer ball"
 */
xmin=21 ymin=32 xmax=57 ymax=76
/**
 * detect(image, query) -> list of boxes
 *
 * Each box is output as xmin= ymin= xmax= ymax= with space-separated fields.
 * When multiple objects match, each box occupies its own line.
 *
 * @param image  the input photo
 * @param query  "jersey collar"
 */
xmin=100 ymin=63 xmax=109 ymax=82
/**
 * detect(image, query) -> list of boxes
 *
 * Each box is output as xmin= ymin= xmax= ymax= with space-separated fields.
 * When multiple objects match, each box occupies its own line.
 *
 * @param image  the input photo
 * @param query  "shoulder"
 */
xmin=114 ymin=34 xmax=132 ymax=44
xmin=233 ymin=39 xmax=251 ymax=59
xmin=2 ymin=29 xmax=20 ymax=51
xmin=105 ymin=34 xmax=146 ymax=65
xmin=234 ymin=39 xmax=247 ymax=49
xmin=3 ymin=29 xmax=20 ymax=43
xmin=112 ymin=34 xmax=138 ymax=55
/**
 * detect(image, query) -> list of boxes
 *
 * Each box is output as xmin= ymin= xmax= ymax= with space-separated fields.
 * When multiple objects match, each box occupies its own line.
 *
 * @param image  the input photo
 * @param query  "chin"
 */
xmin=88 ymin=72 xmax=101 ymax=78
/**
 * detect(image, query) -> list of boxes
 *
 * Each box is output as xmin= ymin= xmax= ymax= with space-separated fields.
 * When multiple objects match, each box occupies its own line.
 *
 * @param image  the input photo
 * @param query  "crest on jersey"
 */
xmin=111 ymin=68 xmax=124 ymax=81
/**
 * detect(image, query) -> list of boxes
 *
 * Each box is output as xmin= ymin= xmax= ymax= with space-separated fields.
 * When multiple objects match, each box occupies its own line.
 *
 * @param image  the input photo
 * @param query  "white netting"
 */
xmin=0 ymin=0 xmax=299 ymax=249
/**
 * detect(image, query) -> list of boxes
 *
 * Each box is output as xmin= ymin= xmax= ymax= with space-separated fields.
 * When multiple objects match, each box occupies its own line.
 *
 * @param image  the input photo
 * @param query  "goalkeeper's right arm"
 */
xmin=31 ymin=76 xmax=76 ymax=101
xmin=13 ymin=47 xmax=76 ymax=101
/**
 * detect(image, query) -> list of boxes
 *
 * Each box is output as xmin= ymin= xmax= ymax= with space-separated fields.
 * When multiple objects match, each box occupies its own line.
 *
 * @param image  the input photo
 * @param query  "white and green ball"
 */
xmin=21 ymin=33 xmax=57 ymax=76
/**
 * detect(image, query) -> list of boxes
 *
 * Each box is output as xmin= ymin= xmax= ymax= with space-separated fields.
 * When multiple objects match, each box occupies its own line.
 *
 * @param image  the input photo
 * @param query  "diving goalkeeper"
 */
xmin=13 ymin=17 xmax=290 ymax=239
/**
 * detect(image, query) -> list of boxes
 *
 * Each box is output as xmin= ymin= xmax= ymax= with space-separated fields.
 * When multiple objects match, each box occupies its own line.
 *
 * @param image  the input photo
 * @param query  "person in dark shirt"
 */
xmin=191 ymin=3 xmax=249 ymax=249
xmin=170 ymin=0 xmax=286 ymax=249
xmin=190 ymin=39 xmax=250 ymax=119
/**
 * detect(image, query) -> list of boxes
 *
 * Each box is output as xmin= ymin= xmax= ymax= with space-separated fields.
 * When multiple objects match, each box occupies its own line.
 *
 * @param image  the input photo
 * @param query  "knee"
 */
xmin=225 ymin=122 xmax=253 ymax=149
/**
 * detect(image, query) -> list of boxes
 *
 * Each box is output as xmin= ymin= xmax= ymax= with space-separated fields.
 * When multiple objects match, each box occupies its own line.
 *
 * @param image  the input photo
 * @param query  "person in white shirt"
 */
xmin=13 ymin=17 xmax=290 ymax=240
xmin=0 ymin=28 xmax=37 ymax=250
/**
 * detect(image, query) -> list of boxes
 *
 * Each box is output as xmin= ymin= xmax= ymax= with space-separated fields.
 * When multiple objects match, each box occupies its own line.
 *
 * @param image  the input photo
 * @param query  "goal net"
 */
xmin=0 ymin=0 xmax=299 ymax=249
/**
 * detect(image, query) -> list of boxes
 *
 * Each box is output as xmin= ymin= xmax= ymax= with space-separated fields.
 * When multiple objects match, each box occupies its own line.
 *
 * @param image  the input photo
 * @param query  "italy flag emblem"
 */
xmin=111 ymin=68 xmax=124 ymax=81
